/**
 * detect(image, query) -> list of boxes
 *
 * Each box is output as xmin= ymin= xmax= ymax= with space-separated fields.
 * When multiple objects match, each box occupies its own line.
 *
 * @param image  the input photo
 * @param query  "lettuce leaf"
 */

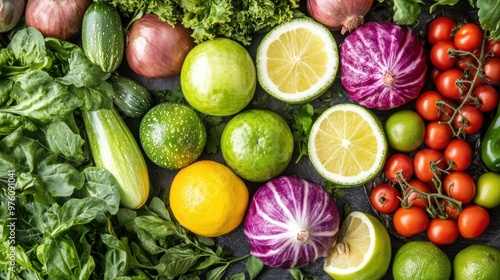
xmin=476 ymin=0 xmax=500 ymax=40
xmin=103 ymin=0 xmax=299 ymax=45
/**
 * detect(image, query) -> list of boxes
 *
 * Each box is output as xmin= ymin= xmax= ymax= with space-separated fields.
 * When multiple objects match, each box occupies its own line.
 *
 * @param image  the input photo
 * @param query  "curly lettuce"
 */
xmin=102 ymin=0 xmax=299 ymax=45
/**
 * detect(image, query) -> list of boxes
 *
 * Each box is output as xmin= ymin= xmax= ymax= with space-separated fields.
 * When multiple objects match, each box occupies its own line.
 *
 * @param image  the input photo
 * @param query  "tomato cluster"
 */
xmin=369 ymin=16 xmax=500 ymax=246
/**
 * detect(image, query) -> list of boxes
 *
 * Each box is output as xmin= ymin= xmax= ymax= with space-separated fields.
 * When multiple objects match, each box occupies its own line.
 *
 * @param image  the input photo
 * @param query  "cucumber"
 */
xmin=82 ymin=108 xmax=150 ymax=209
xmin=109 ymin=74 xmax=152 ymax=118
xmin=82 ymin=2 xmax=124 ymax=73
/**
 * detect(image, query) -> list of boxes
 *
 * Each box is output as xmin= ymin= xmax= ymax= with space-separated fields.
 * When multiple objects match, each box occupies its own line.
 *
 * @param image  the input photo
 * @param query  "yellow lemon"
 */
xmin=169 ymin=160 xmax=249 ymax=237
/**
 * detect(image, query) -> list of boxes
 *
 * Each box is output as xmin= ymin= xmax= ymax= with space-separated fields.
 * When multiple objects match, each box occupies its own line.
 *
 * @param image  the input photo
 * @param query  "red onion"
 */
xmin=244 ymin=176 xmax=340 ymax=269
xmin=307 ymin=0 xmax=374 ymax=34
xmin=25 ymin=0 xmax=91 ymax=40
xmin=126 ymin=14 xmax=195 ymax=79
xmin=0 ymin=0 xmax=25 ymax=33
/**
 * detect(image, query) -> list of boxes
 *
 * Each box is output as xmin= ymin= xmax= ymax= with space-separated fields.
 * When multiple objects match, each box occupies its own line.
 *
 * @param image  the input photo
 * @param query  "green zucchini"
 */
xmin=109 ymin=74 xmax=152 ymax=118
xmin=82 ymin=2 xmax=124 ymax=73
xmin=83 ymin=108 xmax=150 ymax=209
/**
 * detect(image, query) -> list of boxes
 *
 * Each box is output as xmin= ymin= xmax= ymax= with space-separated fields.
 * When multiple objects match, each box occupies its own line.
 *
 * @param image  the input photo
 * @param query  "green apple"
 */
xmin=180 ymin=38 xmax=256 ymax=116
xmin=221 ymin=109 xmax=294 ymax=182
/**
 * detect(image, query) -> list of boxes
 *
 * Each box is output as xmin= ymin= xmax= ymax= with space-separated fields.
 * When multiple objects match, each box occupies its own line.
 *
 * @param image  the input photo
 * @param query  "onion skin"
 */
xmin=25 ymin=0 xmax=91 ymax=41
xmin=243 ymin=176 xmax=340 ymax=269
xmin=307 ymin=0 xmax=374 ymax=34
xmin=126 ymin=14 xmax=195 ymax=79
xmin=341 ymin=22 xmax=427 ymax=110
xmin=0 ymin=0 xmax=25 ymax=33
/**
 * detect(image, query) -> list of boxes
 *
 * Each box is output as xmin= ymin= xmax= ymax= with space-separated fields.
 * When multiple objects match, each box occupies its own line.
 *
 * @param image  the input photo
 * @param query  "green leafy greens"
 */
xmin=102 ymin=0 xmax=300 ymax=45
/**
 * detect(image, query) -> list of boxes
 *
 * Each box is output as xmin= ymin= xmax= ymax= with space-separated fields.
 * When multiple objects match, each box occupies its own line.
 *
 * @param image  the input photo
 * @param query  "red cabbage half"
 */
xmin=341 ymin=22 xmax=427 ymax=110
xmin=243 ymin=176 xmax=340 ymax=269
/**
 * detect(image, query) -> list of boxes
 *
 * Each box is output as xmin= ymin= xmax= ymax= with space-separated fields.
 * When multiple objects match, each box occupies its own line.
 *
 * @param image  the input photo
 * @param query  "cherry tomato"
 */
xmin=415 ymin=90 xmax=455 ymax=121
xmin=472 ymin=85 xmax=500 ymax=112
xmin=405 ymin=179 xmax=431 ymax=209
xmin=454 ymin=49 xmax=480 ymax=71
xmin=413 ymin=148 xmax=445 ymax=183
xmin=424 ymin=121 xmax=453 ymax=150
xmin=486 ymin=39 xmax=500 ymax=58
xmin=454 ymin=23 xmax=483 ymax=52
xmin=393 ymin=206 xmax=429 ymax=237
xmin=370 ymin=183 xmax=401 ymax=214
xmin=443 ymin=139 xmax=472 ymax=171
xmin=458 ymin=205 xmax=490 ymax=239
xmin=429 ymin=68 xmax=443 ymax=86
xmin=440 ymin=199 xmax=461 ymax=220
xmin=436 ymin=68 xmax=465 ymax=99
xmin=427 ymin=218 xmax=459 ymax=245
xmin=453 ymin=105 xmax=484 ymax=135
xmin=430 ymin=41 xmax=457 ymax=70
xmin=483 ymin=57 xmax=500 ymax=84
xmin=384 ymin=153 xmax=413 ymax=183
xmin=443 ymin=171 xmax=476 ymax=204
xmin=427 ymin=16 xmax=456 ymax=45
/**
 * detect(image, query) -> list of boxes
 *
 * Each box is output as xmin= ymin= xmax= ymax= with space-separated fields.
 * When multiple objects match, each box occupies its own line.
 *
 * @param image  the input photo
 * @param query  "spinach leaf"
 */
xmin=477 ymin=0 xmax=500 ymax=40
xmin=46 ymin=120 xmax=87 ymax=163
xmin=78 ymin=167 xmax=121 ymax=215
xmin=38 ymin=155 xmax=85 ymax=197
xmin=102 ymin=234 xmax=129 ymax=279
xmin=156 ymin=246 xmax=202 ymax=278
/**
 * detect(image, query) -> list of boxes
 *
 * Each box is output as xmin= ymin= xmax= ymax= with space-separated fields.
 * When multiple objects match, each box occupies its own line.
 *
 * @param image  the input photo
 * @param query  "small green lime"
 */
xmin=139 ymin=102 xmax=206 ymax=169
xmin=221 ymin=109 xmax=293 ymax=182
xmin=385 ymin=110 xmax=425 ymax=152
xmin=180 ymin=38 xmax=256 ymax=116
xmin=454 ymin=244 xmax=500 ymax=280
xmin=474 ymin=171 xmax=500 ymax=208
xmin=392 ymin=241 xmax=451 ymax=280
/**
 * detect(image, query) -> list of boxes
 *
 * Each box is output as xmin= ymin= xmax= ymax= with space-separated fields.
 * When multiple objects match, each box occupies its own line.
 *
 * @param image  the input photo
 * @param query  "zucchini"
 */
xmin=83 ymin=108 xmax=150 ymax=209
xmin=82 ymin=2 xmax=124 ymax=73
xmin=109 ymin=74 xmax=152 ymax=118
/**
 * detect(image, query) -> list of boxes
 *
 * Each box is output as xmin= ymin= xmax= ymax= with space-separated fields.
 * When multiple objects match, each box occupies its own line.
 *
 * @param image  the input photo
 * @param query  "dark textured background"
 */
xmin=119 ymin=1 xmax=500 ymax=279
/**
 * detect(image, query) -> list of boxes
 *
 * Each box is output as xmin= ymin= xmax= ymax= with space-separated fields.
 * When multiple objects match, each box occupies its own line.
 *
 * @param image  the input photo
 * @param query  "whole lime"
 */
xmin=180 ymin=38 xmax=256 ymax=116
xmin=385 ymin=110 xmax=425 ymax=152
xmin=454 ymin=244 xmax=500 ymax=280
xmin=474 ymin=171 xmax=500 ymax=208
xmin=139 ymin=102 xmax=206 ymax=169
xmin=221 ymin=109 xmax=293 ymax=182
xmin=392 ymin=241 xmax=451 ymax=280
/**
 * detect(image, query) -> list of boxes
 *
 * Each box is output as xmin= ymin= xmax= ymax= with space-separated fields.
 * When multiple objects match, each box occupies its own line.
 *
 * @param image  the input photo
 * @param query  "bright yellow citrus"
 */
xmin=324 ymin=211 xmax=391 ymax=280
xmin=308 ymin=103 xmax=388 ymax=186
xmin=256 ymin=17 xmax=339 ymax=104
xmin=169 ymin=160 xmax=249 ymax=237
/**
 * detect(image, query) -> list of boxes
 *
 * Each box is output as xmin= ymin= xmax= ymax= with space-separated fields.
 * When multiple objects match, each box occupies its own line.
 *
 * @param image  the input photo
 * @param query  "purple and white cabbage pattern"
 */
xmin=341 ymin=21 xmax=427 ymax=110
xmin=243 ymin=176 xmax=340 ymax=269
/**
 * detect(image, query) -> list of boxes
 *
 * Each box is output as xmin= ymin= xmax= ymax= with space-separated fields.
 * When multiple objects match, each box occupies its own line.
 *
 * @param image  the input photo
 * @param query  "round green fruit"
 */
xmin=139 ymin=102 xmax=206 ymax=169
xmin=180 ymin=38 xmax=256 ymax=116
xmin=221 ymin=109 xmax=294 ymax=182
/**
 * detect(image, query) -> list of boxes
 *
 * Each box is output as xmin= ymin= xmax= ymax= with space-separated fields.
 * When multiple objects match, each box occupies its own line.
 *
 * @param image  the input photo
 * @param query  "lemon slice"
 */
xmin=324 ymin=211 xmax=392 ymax=280
xmin=256 ymin=17 xmax=339 ymax=104
xmin=308 ymin=103 xmax=387 ymax=186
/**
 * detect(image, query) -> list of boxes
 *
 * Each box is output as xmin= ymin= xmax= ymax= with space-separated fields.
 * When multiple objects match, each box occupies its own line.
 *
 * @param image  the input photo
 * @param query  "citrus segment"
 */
xmin=257 ymin=18 xmax=339 ymax=103
xmin=308 ymin=103 xmax=388 ymax=186
xmin=169 ymin=160 xmax=249 ymax=237
xmin=324 ymin=211 xmax=391 ymax=280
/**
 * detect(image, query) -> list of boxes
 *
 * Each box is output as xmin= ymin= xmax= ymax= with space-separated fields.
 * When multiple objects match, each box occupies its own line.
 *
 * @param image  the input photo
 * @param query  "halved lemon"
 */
xmin=256 ymin=17 xmax=339 ymax=104
xmin=308 ymin=103 xmax=387 ymax=186
xmin=324 ymin=211 xmax=392 ymax=280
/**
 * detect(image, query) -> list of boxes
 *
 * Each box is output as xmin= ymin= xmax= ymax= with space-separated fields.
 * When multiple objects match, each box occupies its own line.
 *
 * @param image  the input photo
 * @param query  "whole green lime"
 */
xmin=180 ymin=38 xmax=256 ymax=116
xmin=221 ymin=109 xmax=293 ymax=182
xmin=474 ymin=171 xmax=500 ymax=208
xmin=454 ymin=244 xmax=500 ymax=280
xmin=385 ymin=110 xmax=425 ymax=152
xmin=139 ymin=102 xmax=206 ymax=169
xmin=392 ymin=241 xmax=451 ymax=280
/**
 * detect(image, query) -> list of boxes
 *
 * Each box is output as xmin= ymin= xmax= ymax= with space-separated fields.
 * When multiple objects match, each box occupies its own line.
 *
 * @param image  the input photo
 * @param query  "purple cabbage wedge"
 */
xmin=243 ymin=176 xmax=340 ymax=269
xmin=341 ymin=22 xmax=427 ymax=110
